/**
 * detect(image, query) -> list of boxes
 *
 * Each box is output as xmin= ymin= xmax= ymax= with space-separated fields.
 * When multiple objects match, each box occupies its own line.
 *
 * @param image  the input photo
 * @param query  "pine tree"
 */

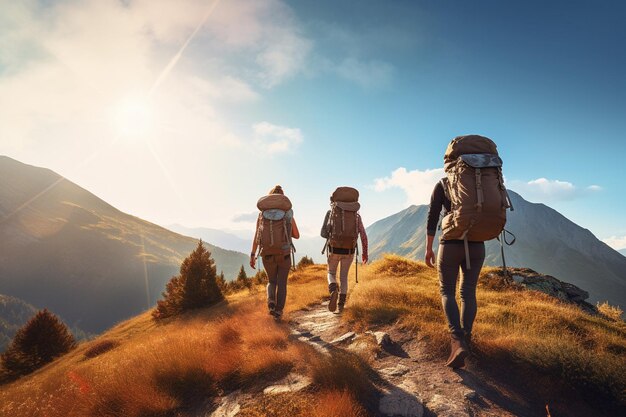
xmin=236 ymin=264 xmax=251 ymax=290
xmin=1 ymin=309 xmax=76 ymax=379
xmin=153 ymin=240 xmax=224 ymax=320
xmin=216 ymin=270 xmax=227 ymax=293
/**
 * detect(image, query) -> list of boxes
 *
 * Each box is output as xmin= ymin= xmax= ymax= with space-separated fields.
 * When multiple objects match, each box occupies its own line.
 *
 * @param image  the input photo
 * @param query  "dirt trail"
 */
xmin=289 ymin=301 xmax=529 ymax=417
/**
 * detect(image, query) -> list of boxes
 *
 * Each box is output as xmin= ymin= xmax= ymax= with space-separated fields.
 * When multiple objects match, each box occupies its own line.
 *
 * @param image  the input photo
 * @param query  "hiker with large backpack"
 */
xmin=321 ymin=187 xmax=368 ymax=313
xmin=425 ymin=135 xmax=513 ymax=368
xmin=250 ymin=185 xmax=300 ymax=321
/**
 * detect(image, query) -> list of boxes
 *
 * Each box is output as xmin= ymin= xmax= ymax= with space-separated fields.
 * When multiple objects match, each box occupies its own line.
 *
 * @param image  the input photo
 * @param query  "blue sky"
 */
xmin=1 ymin=0 xmax=625 ymax=249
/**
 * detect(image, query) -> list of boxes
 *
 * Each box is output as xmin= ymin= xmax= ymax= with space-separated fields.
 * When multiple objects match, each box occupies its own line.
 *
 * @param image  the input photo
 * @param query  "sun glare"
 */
xmin=113 ymin=96 xmax=153 ymax=139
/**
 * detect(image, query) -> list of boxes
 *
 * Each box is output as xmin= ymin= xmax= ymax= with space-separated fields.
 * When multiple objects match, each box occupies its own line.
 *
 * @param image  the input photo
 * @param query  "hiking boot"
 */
xmin=272 ymin=310 xmax=282 ymax=322
xmin=268 ymin=302 xmax=276 ymax=316
xmin=337 ymin=294 xmax=347 ymax=313
xmin=446 ymin=333 xmax=469 ymax=369
xmin=328 ymin=283 xmax=338 ymax=312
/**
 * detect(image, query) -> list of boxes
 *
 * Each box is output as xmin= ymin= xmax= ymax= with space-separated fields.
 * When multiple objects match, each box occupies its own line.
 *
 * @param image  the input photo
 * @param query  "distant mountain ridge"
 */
xmin=0 ymin=294 xmax=37 ymax=352
xmin=168 ymin=224 xmax=328 ymax=265
xmin=0 ymin=156 xmax=251 ymax=333
xmin=367 ymin=190 xmax=626 ymax=309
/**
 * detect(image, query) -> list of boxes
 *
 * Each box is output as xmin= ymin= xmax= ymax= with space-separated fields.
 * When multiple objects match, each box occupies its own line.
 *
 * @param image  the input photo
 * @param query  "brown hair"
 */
xmin=268 ymin=185 xmax=284 ymax=195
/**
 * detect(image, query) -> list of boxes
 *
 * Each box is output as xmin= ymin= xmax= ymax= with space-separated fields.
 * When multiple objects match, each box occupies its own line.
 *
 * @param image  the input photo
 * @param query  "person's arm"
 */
xmin=250 ymin=214 xmax=260 ymax=269
xmin=425 ymin=182 xmax=445 ymax=268
xmin=357 ymin=214 xmax=368 ymax=264
xmin=291 ymin=217 xmax=300 ymax=239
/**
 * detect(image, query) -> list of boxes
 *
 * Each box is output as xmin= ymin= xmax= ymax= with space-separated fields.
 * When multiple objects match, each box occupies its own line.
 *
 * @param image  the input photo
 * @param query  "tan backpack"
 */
xmin=328 ymin=187 xmax=360 ymax=249
xmin=441 ymin=135 xmax=513 ymax=245
xmin=256 ymin=195 xmax=294 ymax=256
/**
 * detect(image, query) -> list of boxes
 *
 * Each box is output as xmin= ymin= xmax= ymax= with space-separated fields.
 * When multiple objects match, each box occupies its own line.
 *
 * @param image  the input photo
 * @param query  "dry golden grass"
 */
xmin=0 ymin=273 xmax=375 ymax=417
xmin=597 ymin=301 xmax=624 ymax=321
xmin=343 ymin=257 xmax=626 ymax=410
xmin=3 ymin=255 xmax=623 ymax=415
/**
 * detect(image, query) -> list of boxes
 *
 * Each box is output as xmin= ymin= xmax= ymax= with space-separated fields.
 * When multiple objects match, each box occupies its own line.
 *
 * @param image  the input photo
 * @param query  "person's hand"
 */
xmin=362 ymin=254 xmax=368 ymax=264
xmin=249 ymin=255 xmax=257 ymax=270
xmin=425 ymin=248 xmax=436 ymax=268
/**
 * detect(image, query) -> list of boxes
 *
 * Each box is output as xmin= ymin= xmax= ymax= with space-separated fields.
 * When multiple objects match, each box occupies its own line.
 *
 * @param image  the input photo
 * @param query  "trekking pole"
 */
xmin=355 ymin=243 xmax=359 ymax=284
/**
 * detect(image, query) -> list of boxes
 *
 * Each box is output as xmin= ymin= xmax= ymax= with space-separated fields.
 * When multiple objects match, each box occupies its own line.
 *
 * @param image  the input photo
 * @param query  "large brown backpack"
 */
xmin=256 ymin=194 xmax=294 ymax=256
xmin=328 ymin=187 xmax=360 ymax=249
xmin=441 ymin=135 xmax=513 ymax=244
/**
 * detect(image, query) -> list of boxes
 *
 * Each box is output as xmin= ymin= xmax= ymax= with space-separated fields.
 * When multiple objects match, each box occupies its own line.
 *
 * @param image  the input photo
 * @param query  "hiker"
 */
xmin=425 ymin=135 xmax=512 ymax=368
xmin=321 ymin=187 xmax=368 ymax=313
xmin=250 ymin=185 xmax=300 ymax=321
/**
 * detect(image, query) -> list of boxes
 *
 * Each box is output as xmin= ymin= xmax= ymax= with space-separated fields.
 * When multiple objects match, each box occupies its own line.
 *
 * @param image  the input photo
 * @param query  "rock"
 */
xmin=263 ymin=373 xmax=312 ymax=395
xmin=379 ymin=385 xmax=424 ymax=417
xmin=330 ymin=331 xmax=356 ymax=344
xmin=427 ymin=393 xmax=470 ymax=417
xmin=464 ymin=390 xmax=478 ymax=401
xmin=367 ymin=331 xmax=392 ymax=346
xmin=209 ymin=391 xmax=242 ymax=417
xmin=380 ymin=364 xmax=411 ymax=377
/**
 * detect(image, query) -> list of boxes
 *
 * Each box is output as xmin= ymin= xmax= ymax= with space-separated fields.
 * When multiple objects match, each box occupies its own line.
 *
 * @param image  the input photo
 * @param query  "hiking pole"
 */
xmin=355 ymin=243 xmax=359 ymax=284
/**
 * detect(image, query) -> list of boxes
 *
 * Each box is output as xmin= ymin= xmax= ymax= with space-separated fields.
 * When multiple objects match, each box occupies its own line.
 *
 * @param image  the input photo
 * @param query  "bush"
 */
xmin=153 ymin=241 xmax=223 ymax=320
xmin=253 ymin=270 xmax=268 ymax=285
xmin=1 ymin=309 xmax=76 ymax=379
xmin=296 ymin=255 xmax=315 ymax=269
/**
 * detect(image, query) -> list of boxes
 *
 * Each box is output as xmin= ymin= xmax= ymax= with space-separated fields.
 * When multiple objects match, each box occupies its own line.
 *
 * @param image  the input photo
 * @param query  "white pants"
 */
xmin=327 ymin=253 xmax=354 ymax=295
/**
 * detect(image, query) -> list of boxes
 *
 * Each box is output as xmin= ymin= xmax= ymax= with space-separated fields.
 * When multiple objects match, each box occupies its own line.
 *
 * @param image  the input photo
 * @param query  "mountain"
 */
xmin=620 ymin=248 xmax=626 ymax=257
xmin=166 ymin=224 xmax=252 ymax=255
xmin=367 ymin=190 xmax=626 ymax=309
xmin=0 ymin=156 xmax=251 ymax=333
xmin=168 ymin=224 xmax=329 ymax=264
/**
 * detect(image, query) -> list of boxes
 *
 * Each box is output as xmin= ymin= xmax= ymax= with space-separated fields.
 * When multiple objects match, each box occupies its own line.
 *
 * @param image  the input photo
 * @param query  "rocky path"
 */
xmin=289 ymin=301 xmax=521 ymax=417
xmin=207 ymin=301 xmax=532 ymax=417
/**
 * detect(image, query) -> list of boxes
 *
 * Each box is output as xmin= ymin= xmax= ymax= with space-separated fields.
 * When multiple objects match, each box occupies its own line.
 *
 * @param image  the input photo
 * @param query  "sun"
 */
xmin=113 ymin=96 xmax=153 ymax=139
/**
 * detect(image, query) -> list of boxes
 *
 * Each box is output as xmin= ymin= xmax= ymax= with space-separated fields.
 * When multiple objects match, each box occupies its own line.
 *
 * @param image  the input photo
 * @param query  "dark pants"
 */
xmin=437 ymin=242 xmax=486 ymax=336
xmin=262 ymin=253 xmax=291 ymax=314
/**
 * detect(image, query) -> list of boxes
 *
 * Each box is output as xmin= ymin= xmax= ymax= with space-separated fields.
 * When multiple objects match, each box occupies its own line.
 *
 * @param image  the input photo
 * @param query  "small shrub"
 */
xmin=1 ymin=309 xmax=76 ymax=379
xmin=253 ymin=270 xmax=268 ymax=285
xmin=296 ymin=255 xmax=315 ymax=269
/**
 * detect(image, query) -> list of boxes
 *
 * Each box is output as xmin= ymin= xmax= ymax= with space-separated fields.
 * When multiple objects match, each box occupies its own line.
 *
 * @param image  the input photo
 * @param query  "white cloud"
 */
xmin=602 ymin=235 xmax=626 ymax=250
xmin=507 ymin=178 xmax=602 ymax=202
xmin=252 ymin=121 xmax=303 ymax=154
xmin=374 ymin=167 xmax=445 ymax=205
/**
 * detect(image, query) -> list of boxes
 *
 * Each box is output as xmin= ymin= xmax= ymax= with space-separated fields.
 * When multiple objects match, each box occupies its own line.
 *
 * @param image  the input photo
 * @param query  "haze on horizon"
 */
xmin=1 ymin=0 xmax=625 ymax=250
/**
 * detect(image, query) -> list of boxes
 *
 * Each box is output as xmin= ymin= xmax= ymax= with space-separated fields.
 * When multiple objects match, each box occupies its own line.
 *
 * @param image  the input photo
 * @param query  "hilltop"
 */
xmin=1 ymin=257 xmax=623 ymax=417
xmin=367 ymin=190 xmax=626 ymax=311
xmin=0 ymin=156 xmax=251 ymax=333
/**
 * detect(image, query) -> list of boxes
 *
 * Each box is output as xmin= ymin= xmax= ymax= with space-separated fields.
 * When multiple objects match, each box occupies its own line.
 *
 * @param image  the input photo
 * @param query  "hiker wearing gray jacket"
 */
xmin=321 ymin=187 xmax=368 ymax=313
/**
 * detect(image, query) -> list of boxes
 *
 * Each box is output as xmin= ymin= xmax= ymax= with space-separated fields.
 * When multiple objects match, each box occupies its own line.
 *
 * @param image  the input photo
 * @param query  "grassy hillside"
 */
xmin=0 ymin=156 xmax=251 ymax=333
xmin=1 ymin=258 xmax=624 ymax=416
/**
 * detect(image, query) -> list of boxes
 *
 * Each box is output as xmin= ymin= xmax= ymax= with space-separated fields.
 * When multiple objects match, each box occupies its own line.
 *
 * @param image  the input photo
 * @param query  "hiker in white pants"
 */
xmin=321 ymin=187 xmax=368 ymax=313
